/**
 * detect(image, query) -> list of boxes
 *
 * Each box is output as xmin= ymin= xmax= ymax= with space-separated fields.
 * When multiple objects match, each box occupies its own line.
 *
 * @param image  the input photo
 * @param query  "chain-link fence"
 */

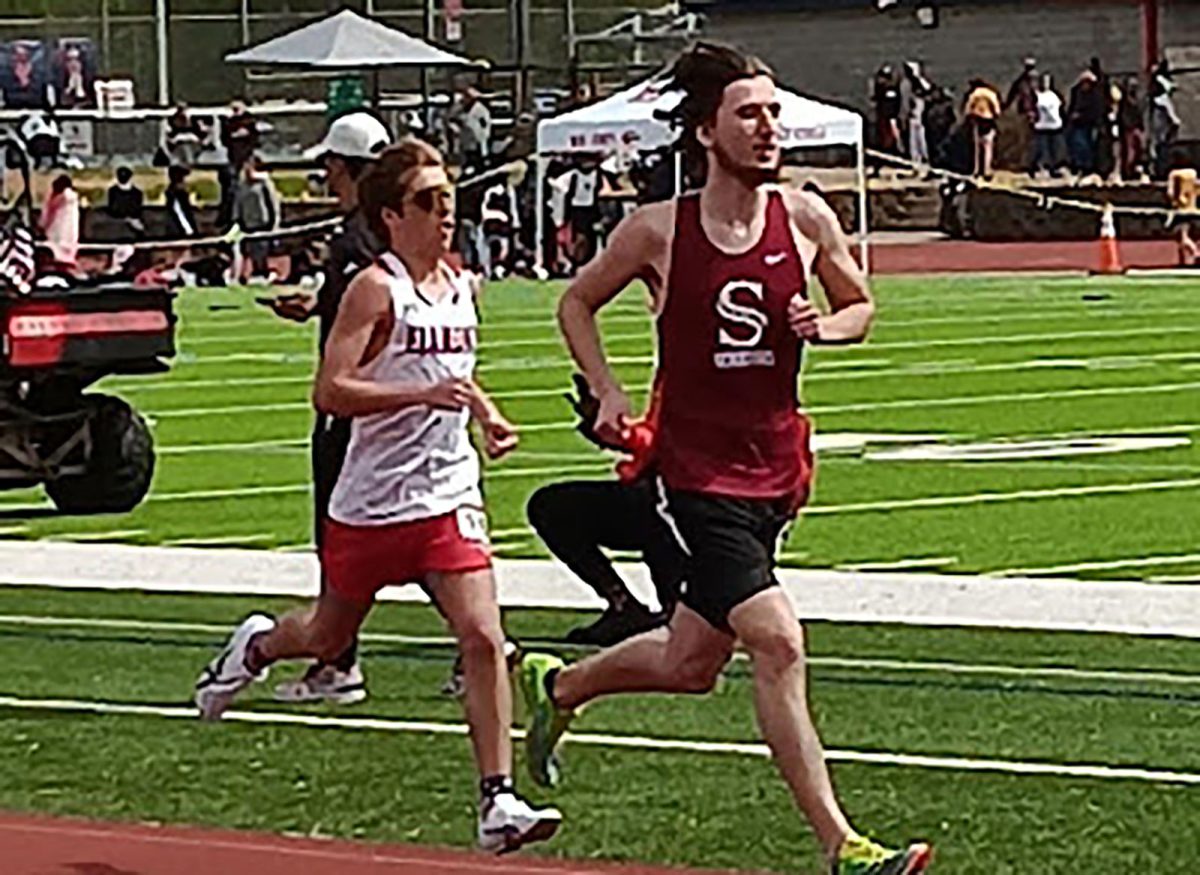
xmin=0 ymin=1 xmax=667 ymax=108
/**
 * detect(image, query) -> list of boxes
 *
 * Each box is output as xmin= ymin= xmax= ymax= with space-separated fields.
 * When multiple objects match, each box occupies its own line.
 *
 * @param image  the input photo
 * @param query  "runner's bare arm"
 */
xmin=558 ymin=204 xmax=669 ymax=397
xmin=314 ymin=269 xmax=471 ymax=417
xmin=468 ymin=379 xmax=519 ymax=460
xmin=786 ymin=190 xmax=875 ymax=345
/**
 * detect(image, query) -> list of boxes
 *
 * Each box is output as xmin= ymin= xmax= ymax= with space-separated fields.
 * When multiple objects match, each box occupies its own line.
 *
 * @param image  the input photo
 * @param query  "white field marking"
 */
xmin=836 ymin=556 xmax=959 ymax=572
xmin=867 ymin=436 xmax=1191 ymax=463
xmin=0 ymin=694 xmax=1197 ymax=786
xmin=112 ymin=375 xmax=313 ymax=393
xmin=148 ymin=431 xmax=938 ymax=459
xmin=136 ymin=380 xmax=1200 ymax=424
xmin=148 ymin=401 xmax=311 ymax=419
xmin=180 ymin=330 xmax=653 ymax=351
xmin=175 ymin=352 xmax=313 ymax=364
xmin=161 ymin=534 xmax=275 ymax=548
xmin=179 ymin=323 xmax=1200 ymax=371
xmin=110 ymin=349 xmax=1197 ymax=398
xmin=1150 ymin=575 xmax=1200 ymax=583
xmin=838 ymin=324 xmax=1200 ymax=352
xmin=158 ymin=438 xmax=309 ymax=455
xmin=998 ymin=553 xmax=1200 ymax=577
xmin=806 ymin=477 xmax=1200 ymax=516
xmin=930 ymin=460 xmax=1200 ymax=475
xmin=489 ymin=462 xmax=610 ymax=479
xmin=8 ymin=546 xmax=1200 ymax=636
xmin=10 ymin=612 xmax=1200 ymax=688
xmin=48 ymin=530 xmax=147 ymax=543
xmin=812 ymin=380 xmax=1200 ymax=416
xmin=20 ymin=471 xmax=1186 ymax=513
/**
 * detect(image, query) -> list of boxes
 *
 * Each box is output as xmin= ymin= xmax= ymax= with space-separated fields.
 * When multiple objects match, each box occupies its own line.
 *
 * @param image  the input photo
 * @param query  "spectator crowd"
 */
xmin=870 ymin=55 xmax=1183 ymax=183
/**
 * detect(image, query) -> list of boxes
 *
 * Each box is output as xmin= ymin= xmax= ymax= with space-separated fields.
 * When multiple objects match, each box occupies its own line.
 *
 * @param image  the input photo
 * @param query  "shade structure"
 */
xmin=532 ymin=75 xmax=871 ymax=274
xmin=225 ymin=8 xmax=474 ymax=69
xmin=536 ymin=75 xmax=862 ymax=154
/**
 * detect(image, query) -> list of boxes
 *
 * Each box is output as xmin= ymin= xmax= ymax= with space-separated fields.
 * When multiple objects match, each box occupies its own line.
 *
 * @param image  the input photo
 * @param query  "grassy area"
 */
xmin=0 ymin=274 xmax=1195 ymax=579
xmin=1 ymin=587 xmax=1198 ymax=872
xmin=0 ymin=274 xmax=1198 ymax=872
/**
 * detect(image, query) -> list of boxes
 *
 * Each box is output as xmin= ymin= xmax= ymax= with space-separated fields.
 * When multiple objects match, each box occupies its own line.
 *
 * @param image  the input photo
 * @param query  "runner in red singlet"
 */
xmin=519 ymin=44 xmax=932 ymax=875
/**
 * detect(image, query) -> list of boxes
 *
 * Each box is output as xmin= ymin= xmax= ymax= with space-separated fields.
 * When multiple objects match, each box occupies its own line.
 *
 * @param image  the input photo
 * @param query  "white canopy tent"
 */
xmin=225 ymin=9 xmax=473 ymax=69
xmin=534 ymin=76 xmax=869 ymax=270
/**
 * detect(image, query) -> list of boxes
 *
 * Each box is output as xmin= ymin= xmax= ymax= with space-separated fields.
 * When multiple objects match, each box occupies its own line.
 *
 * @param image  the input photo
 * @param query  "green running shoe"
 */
xmin=833 ymin=835 xmax=932 ymax=875
xmin=519 ymin=653 xmax=575 ymax=788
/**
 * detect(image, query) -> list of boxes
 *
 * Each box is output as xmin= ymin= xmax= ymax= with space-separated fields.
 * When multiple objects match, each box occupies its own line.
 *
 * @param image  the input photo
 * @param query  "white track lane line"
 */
xmin=0 ymin=694 xmax=1196 ymax=786
xmin=138 ymin=380 xmax=1200 ymax=422
xmin=5 ymin=613 xmax=1200 ymax=688
xmin=998 ymin=553 xmax=1200 ymax=577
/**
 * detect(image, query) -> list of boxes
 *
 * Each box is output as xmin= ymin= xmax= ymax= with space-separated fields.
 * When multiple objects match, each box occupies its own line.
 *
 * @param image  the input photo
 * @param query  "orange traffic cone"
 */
xmin=1096 ymin=203 xmax=1124 ymax=275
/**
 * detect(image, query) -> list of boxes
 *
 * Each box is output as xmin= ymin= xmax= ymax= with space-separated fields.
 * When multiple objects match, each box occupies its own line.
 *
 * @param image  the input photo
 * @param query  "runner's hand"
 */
xmin=595 ymin=386 xmax=632 ymax=445
xmin=482 ymin=415 xmax=519 ymax=460
xmin=788 ymin=295 xmax=821 ymax=341
xmin=269 ymin=292 xmax=316 ymax=323
xmin=425 ymin=378 xmax=475 ymax=410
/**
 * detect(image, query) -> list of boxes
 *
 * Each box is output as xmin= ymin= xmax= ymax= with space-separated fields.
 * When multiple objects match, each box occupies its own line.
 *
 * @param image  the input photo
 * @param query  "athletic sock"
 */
xmin=331 ymin=639 xmax=358 ymax=673
xmin=479 ymin=774 xmax=515 ymax=801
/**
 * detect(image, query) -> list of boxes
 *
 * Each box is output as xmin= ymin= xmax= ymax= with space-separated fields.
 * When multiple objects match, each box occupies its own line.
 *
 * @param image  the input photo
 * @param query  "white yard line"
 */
xmin=999 ymin=553 xmax=1200 ymax=577
xmin=48 ymin=530 xmax=148 ymax=543
xmin=111 ymin=350 xmax=1200 ymax=398
xmin=0 ymin=694 xmax=1195 ymax=786
xmin=161 ymin=534 xmax=275 ymax=548
xmin=9 ymin=611 xmax=1200 ymax=688
xmin=137 ymin=380 xmax=1200 ymax=423
xmin=836 ymin=556 xmax=958 ymax=572
xmin=806 ymin=477 xmax=1200 ymax=515
xmin=169 ymin=323 xmax=1200 ymax=370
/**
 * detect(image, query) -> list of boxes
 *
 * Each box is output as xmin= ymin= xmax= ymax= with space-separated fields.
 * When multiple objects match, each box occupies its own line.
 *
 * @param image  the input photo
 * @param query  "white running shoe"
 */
xmin=274 ymin=662 xmax=368 ymax=705
xmin=194 ymin=613 xmax=276 ymax=721
xmin=477 ymin=791 xmax=562 ymax=854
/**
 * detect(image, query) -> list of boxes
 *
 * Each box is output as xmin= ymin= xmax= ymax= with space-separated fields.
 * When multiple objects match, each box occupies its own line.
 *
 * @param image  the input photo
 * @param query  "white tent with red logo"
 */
xmin=533 ymin=75 xmax=869 ymax=269
xmin=537 ymin=76 xmax=861 ymax=153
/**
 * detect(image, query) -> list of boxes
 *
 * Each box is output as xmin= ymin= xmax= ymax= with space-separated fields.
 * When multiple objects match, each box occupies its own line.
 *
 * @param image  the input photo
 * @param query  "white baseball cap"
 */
xmin=305 ymin=112 xmax=391 ymax=161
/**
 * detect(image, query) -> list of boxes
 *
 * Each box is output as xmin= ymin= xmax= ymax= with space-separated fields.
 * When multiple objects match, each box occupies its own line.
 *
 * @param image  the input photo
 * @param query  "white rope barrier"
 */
xmin=864 ymin=147 xmax=1193 ymax=224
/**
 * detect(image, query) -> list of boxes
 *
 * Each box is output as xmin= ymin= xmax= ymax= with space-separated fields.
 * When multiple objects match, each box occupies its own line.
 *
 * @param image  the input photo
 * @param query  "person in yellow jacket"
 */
xmin=965 ymin=78 xmax=1002 ymax=178
xmin=1168 ymin=154 xmax=1198 ymax=266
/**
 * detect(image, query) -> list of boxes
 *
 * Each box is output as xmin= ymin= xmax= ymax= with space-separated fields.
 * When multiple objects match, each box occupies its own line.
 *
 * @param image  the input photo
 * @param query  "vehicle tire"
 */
xmin=45 ymin=395 xmax=154 ymax=514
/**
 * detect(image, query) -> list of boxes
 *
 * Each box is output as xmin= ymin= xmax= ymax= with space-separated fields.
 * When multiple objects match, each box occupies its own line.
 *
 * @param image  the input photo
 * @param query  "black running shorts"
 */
xmin=655 ymin=480 xmax=793 ymax=632
xmin=311 ymin=414 xmax=352 ymax=548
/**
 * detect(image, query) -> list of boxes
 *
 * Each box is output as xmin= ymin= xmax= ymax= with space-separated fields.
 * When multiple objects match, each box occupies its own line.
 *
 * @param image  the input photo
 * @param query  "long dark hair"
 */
xmin=657 ymin=42 xmax=773 ymax=176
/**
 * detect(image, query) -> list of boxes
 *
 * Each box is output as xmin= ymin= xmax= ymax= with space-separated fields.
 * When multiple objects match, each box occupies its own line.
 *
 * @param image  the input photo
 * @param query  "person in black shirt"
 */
xmin=164 ymin=164 xmax=197 ymax=239
xmin=266 ymin=111 xmax=391 ymax=706
xmin=106 ymin=166 xmax=145 ymax=239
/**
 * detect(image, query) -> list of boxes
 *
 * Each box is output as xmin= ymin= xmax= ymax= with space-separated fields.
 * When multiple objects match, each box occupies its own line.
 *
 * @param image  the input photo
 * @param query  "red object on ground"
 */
xmin=0 ymin=812 xmax=747 ymax=875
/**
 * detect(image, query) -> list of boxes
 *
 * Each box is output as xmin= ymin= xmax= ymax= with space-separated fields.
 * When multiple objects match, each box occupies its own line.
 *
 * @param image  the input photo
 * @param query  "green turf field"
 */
xmin=0 ymin=275 xmax=1198 ymax=873
xmin=0 ymin=273 xmax=1196 ymax=578
xmin=1 ymin=588 xmax=1199 ymax=872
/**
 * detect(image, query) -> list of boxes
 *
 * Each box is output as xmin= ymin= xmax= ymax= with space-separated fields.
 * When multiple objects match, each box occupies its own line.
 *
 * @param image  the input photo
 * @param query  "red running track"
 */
xmin=871 ymin=239 xmax=1180 ymax=274
xmin=0 ymin=813 xmax=755 ymax=875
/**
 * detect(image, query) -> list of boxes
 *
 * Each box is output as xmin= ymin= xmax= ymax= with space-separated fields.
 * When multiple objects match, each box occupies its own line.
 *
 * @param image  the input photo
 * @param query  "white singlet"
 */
xmin=328 ymin=251 xmax=482 ymax=526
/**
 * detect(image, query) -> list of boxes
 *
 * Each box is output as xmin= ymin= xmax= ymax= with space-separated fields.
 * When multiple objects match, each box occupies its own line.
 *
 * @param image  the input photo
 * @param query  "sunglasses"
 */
xmin=406 ymin=184 xmax=455 ymax=213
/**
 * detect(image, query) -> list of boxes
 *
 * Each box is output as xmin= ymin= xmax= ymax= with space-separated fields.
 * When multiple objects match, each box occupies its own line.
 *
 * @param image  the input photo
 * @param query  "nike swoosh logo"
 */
xmin=764 ymin=252 xmax=787 ymax=266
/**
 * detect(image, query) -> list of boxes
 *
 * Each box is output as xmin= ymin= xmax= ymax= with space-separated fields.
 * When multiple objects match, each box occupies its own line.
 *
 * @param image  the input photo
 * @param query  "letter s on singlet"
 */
xmin=715 ymin=280 xmax=768 ymax=348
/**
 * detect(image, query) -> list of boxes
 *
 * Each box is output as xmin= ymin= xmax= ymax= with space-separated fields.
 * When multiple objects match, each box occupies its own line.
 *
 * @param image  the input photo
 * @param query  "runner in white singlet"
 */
xmin=195 ymin=140 xmax=562 ymax=854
